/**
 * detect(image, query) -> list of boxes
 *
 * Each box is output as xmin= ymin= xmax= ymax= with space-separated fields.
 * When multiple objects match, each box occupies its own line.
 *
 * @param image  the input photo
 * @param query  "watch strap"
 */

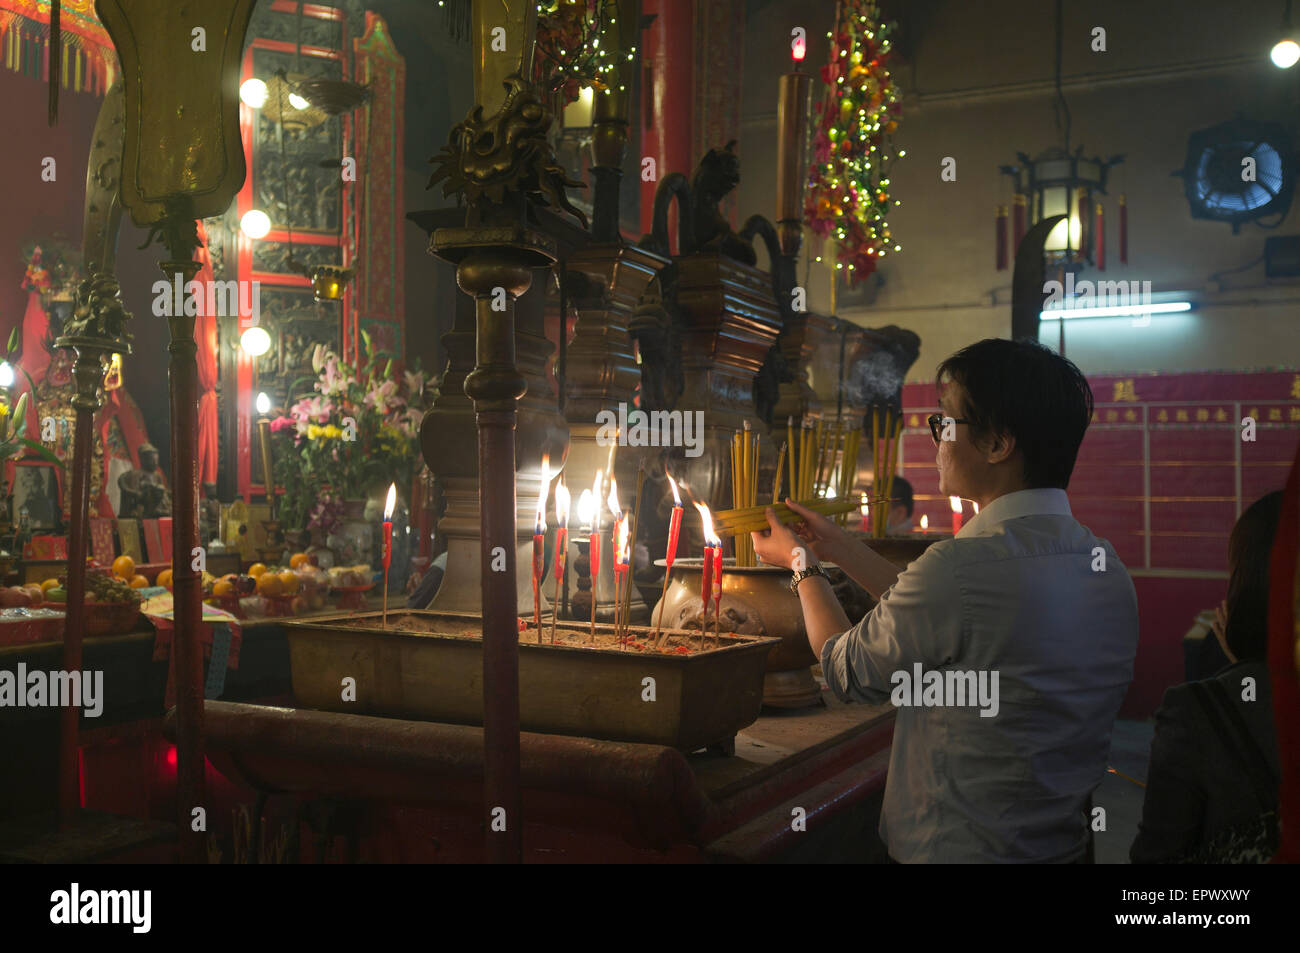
xmin=790 ymin=563 xmax=827 ymax=593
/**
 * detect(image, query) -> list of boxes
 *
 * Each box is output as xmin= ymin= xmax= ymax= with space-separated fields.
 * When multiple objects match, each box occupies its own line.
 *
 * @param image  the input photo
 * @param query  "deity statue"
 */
xmin=117 ymin=443 xmax=172 ymax=519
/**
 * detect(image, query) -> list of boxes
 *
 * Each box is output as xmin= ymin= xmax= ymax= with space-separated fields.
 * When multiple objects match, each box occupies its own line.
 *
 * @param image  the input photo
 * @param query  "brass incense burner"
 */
xmin=654 ymin=558 xmax=820 ymax=709
xmin=284 ymin=610 xmax=778 ymax=753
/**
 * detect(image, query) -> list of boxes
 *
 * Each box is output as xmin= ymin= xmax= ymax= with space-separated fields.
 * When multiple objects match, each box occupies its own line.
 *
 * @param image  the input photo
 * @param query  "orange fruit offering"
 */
xmin=40 ymin=578 xmax=60 ymax=593
xmin=212 ymin=579 xmax=235 ymax=597
xmin=289 ymin=553 xmax=309 ymax=569
xmin=248 ymin=562 xmax=268 ymax=579
xmin=128 ymin=574 xmax=149 ymax=589
xmin=256 ymin=572 xmax=283 ymax=598
xmin=278 ymin=571 xmax=301 ymax=594
xmin=156 ymin=569 xmax=174 ymax=588
xmin=112 ymin=555 xmax=135 ymax=580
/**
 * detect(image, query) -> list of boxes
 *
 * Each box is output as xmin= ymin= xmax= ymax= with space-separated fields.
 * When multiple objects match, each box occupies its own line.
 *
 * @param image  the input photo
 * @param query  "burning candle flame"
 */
xmin=666 ymin=470 xmax=682 ymax=506
xmin=577 ymin=489 xmax=594 ymax=529
xmin=949 ymin=496 xmax=962 ymax=514
xmin=607 ymin=475 xmax=622 ymax=520
xmin=860 ymin=492 xmax=869 ymax=517
xmin=614 ymin=517 xmax=631 ymax=565
xmin=555 ymin=481 xmax=570 ymax=527
xmin=383 ymin=483 xmax=397 ymax=521
xmin=920 ymin=514 xmax=929 ymax=531
xmin=535 ymin=454 xmax=551 ymax=535
xmin=972 ymin=501 xmax=980 ymax=515
xmin=694 ymin=501 xmax=721 ymax=547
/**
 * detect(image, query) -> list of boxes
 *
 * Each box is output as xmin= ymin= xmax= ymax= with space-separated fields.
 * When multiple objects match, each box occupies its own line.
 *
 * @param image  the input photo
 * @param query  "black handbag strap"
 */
xmin=1189 ymin=680 xmax=1279 ymax=812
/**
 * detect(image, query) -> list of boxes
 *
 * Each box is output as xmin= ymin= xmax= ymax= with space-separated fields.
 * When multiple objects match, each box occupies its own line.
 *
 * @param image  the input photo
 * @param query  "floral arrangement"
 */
xmin=272 ymin=335 xmax=427 ymax=535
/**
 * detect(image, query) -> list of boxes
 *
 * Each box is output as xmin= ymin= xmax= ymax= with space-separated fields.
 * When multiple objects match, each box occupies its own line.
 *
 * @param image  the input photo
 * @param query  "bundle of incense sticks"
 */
xmin=614 ymin=462 xmax=646 ymax=643
xmin=730 ymin=423 xmax=760 ymax=566
xmin=869 ymin=406 xmax=903 ymax=537
xmin=836 ymin=426 xmax=862 ymax=525
xmin=713 ymin=497 xmax=861 ymax=535
xmin=786 ymin=416 xmax=862 ymax=514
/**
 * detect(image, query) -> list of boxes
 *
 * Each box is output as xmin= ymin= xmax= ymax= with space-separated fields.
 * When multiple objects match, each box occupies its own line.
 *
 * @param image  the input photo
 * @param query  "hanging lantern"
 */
xmin=999 ymin=146 xmax=1123 ymax=269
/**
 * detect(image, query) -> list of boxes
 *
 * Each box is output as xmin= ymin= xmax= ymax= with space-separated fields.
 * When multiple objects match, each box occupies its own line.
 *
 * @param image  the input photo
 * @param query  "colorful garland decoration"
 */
xmin=805 ymin=0 xmax=903 ymax=284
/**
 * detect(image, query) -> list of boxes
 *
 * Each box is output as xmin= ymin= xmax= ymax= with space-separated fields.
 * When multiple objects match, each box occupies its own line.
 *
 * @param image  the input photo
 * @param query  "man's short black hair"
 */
xmin=936 ymin=338 xmax=1094 ymax=490
xmin=890 ymin=476 xmax=914 ymax=516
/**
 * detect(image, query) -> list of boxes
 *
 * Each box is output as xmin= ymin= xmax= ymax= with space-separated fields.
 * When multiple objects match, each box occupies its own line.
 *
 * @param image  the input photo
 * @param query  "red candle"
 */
xmin=700 ymin=546 xmax=714 ymax=618
xmin=588 ymin=470 xmax=604 ymax=590
xmin=664 ymin=473 xmax=683 ymax=570
xmin=551 ymin=481 xmax=570 ymax=643
xmin=533 ymin=455 xmax=552 ymax=639
xmin=532 ymin=533 xmax=544 ymax=632
xmin=710 ymin=546 xmax=722 ymax=621
xmin=608 ymin=475 xmax=626 ymax=649
xmin=382 ymin=483 xmax=396 ymax=628
xmin=382 ymin=484 xmax=396 ymax=572
xmin=694 ymin=501 xmax=719 ymax=619
xmin=949 ymin=496 xmax=963 ymax=536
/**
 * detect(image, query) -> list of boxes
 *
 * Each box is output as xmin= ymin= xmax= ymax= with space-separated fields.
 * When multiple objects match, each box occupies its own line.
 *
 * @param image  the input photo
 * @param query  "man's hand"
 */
xmin=783 ymin=498 xmax=852 ymax=563
xmin=751 ymin=507 xmax=811 ymax=570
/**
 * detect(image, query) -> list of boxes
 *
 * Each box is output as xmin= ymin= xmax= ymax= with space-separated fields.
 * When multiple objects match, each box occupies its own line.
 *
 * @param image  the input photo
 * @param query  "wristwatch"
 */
xmin=789 ymin=563 xmax=827 ymax=594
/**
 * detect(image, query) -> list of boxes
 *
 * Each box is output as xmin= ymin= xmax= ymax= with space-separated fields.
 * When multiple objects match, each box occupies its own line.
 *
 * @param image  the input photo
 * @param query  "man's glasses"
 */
xmin=928 ymin=412 xmax=971 ymax=445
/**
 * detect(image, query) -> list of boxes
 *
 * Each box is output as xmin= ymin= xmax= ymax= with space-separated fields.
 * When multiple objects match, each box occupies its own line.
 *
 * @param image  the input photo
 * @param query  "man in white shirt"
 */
xmin=752 ymin=338 xmax=1138 ymax=863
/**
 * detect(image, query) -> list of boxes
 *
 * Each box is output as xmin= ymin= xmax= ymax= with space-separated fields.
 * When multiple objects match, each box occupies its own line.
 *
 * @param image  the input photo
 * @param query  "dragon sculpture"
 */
xmin=428 ymin=72 xmax=587 ymax=227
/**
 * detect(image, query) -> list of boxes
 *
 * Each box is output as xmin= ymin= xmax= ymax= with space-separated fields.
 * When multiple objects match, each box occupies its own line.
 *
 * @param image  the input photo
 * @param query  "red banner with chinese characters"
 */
xmin=901 ymin=370 xmax=1300 ymax=573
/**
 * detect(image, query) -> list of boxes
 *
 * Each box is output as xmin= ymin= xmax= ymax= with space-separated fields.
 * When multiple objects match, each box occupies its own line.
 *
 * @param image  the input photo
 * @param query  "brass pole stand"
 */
xmin=54 ymin=337 xmax=118 ymax=827
xmin=160 ymin=235 xmax=205 ymax=864
xmin=432 ymin=227 xmax=556 ymax=865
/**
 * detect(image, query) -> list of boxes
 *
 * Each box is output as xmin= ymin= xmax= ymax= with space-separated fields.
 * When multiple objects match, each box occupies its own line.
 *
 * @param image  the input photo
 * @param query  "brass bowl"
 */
xmin=654 ymin=558 xmax=820 ymax=708
xmin=849 ymin=533 xmax=946 ymax=569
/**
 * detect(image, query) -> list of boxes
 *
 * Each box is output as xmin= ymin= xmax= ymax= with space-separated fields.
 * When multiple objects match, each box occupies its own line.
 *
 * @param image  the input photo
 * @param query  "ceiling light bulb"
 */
xmin=288 ymin=92 xmax=310 ymax=110
xmin=1271 ymin=38 xmax=1300 ymax=67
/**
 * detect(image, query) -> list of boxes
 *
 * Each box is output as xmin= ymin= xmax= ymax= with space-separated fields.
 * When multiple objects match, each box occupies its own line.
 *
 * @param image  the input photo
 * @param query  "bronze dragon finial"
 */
xmin=428 ymin=72 xmax=587 ymax=228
